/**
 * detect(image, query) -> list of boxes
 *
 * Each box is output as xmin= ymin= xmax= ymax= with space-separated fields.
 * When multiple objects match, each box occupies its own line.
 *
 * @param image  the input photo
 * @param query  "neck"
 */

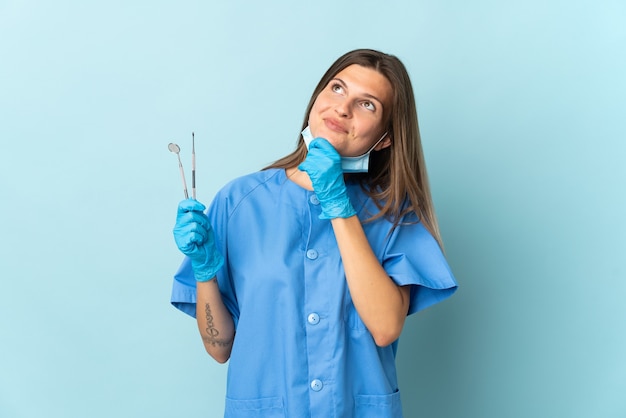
xmin=285 ymin=167 xmax=313 ymax=191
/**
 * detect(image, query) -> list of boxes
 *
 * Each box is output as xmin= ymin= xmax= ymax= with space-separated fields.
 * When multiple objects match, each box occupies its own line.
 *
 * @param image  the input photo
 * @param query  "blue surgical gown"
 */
xmin=171 ymin=168 xmax=457 ymax=418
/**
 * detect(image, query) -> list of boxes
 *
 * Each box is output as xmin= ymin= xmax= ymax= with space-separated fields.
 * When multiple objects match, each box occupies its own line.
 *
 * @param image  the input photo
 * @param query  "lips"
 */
xmin=323 ymin=118 xmax=347 ymax=133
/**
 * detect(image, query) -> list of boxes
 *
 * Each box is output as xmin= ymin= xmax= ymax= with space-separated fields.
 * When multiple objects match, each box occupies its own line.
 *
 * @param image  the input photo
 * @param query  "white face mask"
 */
xmin=301 ymin=126 xmax=387 ymax=173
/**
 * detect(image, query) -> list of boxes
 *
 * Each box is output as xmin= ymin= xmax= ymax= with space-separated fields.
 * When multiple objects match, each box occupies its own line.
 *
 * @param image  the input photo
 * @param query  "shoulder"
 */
xmin=218 ymin=168 xmax=283 ymax=198
xmin=211 ymin=168 xmax=284 ymax=214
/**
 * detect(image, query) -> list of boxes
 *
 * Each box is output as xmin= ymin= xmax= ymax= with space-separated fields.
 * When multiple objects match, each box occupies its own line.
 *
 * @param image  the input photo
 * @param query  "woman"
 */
xmin=171 ymin=49 xmax=457 ymax=418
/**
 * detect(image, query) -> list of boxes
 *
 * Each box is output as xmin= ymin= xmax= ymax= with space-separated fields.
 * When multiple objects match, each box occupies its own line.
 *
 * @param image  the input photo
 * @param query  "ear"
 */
xmin=374 ymin=134 xmax=392 ymax=151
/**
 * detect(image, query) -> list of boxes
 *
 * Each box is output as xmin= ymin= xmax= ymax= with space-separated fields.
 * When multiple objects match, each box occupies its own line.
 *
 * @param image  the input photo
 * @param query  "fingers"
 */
xmin=299 ymin=138 xmax=341 ymax=174
xmin=308 ymin=138 xmax=340 ymax=160
xmin=174 ymin=222 xmax=209 ymax=253
xmin=176 ymin=199 xmax=210 ymax=239
xmin=174 ymin=199 xmax=212 ymax=255
xmin=308 ymin=137 xmax=332 ymax=150
xmin=176 ymin=216 xmax=210 ymax=238
xmin=176 ymin=209 xmax=209 ymax=229
xmin=177 ymin=198 xmax=206 ymax=215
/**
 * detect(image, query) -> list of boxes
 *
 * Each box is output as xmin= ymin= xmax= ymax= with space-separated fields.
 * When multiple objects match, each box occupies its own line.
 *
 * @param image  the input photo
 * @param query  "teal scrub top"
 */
xmin=172 ymin=168 xmax=457 ymax=418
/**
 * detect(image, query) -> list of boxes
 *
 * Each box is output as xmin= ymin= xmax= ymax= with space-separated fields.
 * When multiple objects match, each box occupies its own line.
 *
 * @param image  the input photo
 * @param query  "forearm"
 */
xmin=195 ymin=279 xmax=235 ymax=363
xmin=331 ymin=215 xmax=410 ymax=347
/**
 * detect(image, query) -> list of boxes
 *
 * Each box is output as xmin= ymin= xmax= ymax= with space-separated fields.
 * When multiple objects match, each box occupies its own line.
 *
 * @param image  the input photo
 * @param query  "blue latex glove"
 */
xmin=173 ymin=199 xmax=224 ymax=282
xmin=298 ymin=137 xmax=357 ymax=219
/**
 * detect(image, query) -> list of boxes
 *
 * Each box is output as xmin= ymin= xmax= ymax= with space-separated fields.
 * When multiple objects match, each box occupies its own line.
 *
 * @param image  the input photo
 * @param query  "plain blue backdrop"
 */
xmin=1 ymin=1 xmax=625 ymax=417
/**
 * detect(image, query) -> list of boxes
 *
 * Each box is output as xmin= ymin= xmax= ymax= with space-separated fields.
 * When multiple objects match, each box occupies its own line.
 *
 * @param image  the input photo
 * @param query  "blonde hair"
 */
xmin=265 ymin=49 xmax=443 ymax=248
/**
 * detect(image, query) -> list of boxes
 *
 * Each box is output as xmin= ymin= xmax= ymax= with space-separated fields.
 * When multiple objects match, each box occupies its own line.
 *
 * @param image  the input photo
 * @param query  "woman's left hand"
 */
xmin=298 ymin=137 xmax=356 ymax=219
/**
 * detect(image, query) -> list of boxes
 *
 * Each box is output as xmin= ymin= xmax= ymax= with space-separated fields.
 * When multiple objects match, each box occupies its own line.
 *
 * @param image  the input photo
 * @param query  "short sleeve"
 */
xmin=170 ymin=189 xmax=240 ymax=327
xmin=382 ymin=221 xmax=457 ymax=315
xmin=171 ymin=257 xmax=197 ymax=317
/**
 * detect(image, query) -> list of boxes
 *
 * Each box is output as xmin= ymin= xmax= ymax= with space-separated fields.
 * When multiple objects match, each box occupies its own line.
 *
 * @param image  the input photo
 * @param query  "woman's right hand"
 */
xmin=298 ymin=137 xmax=356 ymax=220
xmin=173 ymin=199 xmax=224 ymax=282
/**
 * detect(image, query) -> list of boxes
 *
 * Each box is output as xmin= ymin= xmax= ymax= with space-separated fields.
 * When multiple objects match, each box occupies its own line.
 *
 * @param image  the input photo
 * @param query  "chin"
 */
xmin=312 ymin=127 xmax=339 ymax=142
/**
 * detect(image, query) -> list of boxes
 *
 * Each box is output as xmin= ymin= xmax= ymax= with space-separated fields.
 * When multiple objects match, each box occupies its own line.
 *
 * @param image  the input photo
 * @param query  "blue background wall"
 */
xmin=1 ymin=1 xmax=624 ymax=417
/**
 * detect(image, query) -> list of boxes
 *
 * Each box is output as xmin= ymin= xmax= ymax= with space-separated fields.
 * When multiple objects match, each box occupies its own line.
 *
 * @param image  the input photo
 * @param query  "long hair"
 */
xmin=265 ymin=49 xmax=443 ymax=248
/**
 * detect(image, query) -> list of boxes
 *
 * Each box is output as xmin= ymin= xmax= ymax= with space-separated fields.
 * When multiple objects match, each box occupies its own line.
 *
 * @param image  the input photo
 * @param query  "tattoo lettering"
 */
xmin=205 ymin=303 xmax=220 ymax=337
xmin=203 ymin=303 xmax=233 ymax=348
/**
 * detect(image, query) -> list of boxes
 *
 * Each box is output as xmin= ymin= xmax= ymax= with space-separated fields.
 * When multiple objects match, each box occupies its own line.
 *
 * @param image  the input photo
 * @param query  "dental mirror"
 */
xmin=168 ymin=142 xmax=189 ymax=199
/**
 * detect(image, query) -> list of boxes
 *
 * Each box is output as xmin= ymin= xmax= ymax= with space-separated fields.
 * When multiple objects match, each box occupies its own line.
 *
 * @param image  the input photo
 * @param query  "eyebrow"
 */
xmin=332 ymin=77 xmax=385 ymax=107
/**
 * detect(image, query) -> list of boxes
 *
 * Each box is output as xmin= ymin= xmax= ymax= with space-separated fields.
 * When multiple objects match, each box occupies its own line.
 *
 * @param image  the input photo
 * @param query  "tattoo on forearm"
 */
xmin=203 ymin=303 xmax=233 ymax=348
xmin=205 ymin=303 xmax=219 ymax=337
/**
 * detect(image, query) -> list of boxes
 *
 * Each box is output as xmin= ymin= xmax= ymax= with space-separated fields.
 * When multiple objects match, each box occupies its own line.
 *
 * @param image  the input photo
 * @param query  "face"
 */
xmin=308 ymin=64 xmax=393 ymax=157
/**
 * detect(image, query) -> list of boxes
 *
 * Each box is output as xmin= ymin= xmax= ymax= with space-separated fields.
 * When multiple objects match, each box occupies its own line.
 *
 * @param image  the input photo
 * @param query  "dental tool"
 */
xmin=192 ymin=132 xmax=196 ymax=200
xmin=168 ymin=142 xmax=189 ymax=199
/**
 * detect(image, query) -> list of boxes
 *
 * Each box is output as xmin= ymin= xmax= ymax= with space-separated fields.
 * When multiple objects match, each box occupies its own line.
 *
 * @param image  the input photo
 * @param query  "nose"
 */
xmin=334 ymin=100 xmax=351 ymax=118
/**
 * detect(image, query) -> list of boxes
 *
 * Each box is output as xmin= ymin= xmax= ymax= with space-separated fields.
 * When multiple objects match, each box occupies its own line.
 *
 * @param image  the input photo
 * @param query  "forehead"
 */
xmin=332 ymin=64 xmax=393 ymax=106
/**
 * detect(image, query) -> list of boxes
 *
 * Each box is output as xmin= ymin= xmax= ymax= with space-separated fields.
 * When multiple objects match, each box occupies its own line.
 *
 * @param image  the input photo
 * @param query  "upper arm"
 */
xmin=399 ymin=284 xmax=411 ymax=317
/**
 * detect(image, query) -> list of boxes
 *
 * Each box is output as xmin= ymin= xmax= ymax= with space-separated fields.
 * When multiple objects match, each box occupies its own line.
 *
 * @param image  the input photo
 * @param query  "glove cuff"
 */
xmin=191 ymin=253 xmax=225 ymax=282
xmin=319 ymin=198 xmax=357 ymax=220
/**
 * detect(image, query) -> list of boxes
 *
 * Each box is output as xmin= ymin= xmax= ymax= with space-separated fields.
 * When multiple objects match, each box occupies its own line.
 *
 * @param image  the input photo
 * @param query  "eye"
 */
xmin=331 ymin=83 xmax=344 ymax=94
xmin=361 ymin=101 xmax=376 ymax=111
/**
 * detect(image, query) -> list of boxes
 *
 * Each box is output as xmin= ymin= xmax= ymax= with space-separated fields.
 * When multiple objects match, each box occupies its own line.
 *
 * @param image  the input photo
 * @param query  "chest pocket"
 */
xmin=355 ymin=390 xmax=403 ymax=418
xmin=224 ymin=396 xmax=285 ymax=418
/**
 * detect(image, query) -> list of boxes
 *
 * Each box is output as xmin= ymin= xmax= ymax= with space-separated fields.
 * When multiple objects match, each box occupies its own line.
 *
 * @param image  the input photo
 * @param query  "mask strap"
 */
xmin=351 ymin=131 xmax=388 ymax=159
